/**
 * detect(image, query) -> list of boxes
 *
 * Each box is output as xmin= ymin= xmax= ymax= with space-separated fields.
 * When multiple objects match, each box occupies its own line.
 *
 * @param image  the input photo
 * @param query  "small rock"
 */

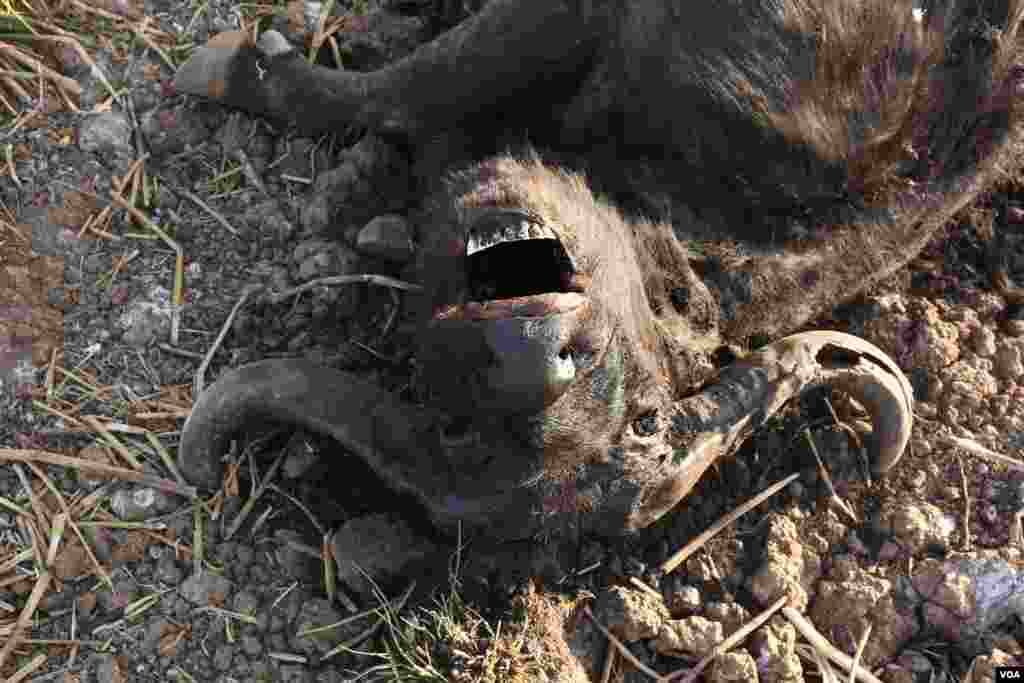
xmin=653 ymin=616 xmax=723 ymax=658
xmin=748 ymin=514 xmax=819 ymax=611
xmin=982 ymin=479 xmax=1004 ymax=502
xmin=980 ymin=502 xmax=999 ymax=525
xmin=293 ymin=599 xmax=354 ymax=656
xmin=665 ymin=580 xmax=701 ymax=616
xmin=686 ymin=553 xmax=721 ymax=584
xmin=591 ymin=585 xmax=668 ymax=643
xmin=1006 ymin=319 xmax=1024 ymax=337
xmin=971 ymin=325 xmax=997 ymax=357
xmin=709 ymin=651 xmax=759 ymax=683
xmin=293 ymin=240 xmax=361 ymax=282
xmin=862 ymin=295 xmax=960 ymax=372
xmin=704 ymin=601 xmax=751 ymax=637
xmin=916 ymin=401 xmax=938 ymax=419
xmin=282 ymin=436 xmax=320 ymax=479
xmin=330 ymin=514 xmax=438 ymax=599
xmin=942 ymin=359 xmax=999 ymax=399
xmin=879 ymin=541 xmax=903 ymax=562
xmin=120 ymin=301 xmax=171 ymax=347
xmin=357 ymin=214 xmax=414 ymax=263
xmin=141 ymin=617 xmax=175 ymax=656
xmin=751 ymin=618 xmax=803 ymax=683
xmin=110 ymin=486 xmax=176 ymax=521
xmin=179 ymin=571 xmax=233 ymax=607
xmin=78 ymin=112 xmax=134 ymax=171
xmin=882 ymin=665 xmax=916 ymax=683
xmin=154 ymin=552 xmax=184 ymax=586
xmin=217 ymin=112 xmax=248 ymax=156
xmin=911 ymin=557 xmax=1024 ymax=642
xmin=883 ymin=651 xmax=932 ymax=683
xmin=877 ymin=501 xmax=955 ymax=554
xmin=272 ymin=137 xmax=331 ymax=180
xmin=847 ymin=531 xmax=870 ymax=556
xmin=139 ymin=106 xmax=212 ymax=159
xmin=900 ymin=650 xmax=933 ymax=674
xmin=812 ymin=565 xmax=918 ymax=667
xmin=301 ymin=162 xmax=363 ymax=233
xmin=994 ymin=340 xmax=1024 ymax=381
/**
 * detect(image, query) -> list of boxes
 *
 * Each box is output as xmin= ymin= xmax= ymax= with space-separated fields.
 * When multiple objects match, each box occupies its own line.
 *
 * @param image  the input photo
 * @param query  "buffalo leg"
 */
xmin=174 ymin=0 xmax=610 ymax=139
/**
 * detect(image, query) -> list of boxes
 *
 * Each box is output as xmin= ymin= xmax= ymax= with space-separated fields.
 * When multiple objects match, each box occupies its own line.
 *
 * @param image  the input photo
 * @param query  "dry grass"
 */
xmin=341 ymin=542 xmax=560 ymax=683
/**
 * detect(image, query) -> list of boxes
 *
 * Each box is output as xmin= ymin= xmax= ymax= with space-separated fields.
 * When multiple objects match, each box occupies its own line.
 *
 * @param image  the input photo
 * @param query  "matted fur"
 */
xmin=173 ymin=0 xmax=1021 ymax=543
xmin=418 ymin=152 xmax=722 ymax=397
xmin=414 ymin=0 xmax=1024 ymax=408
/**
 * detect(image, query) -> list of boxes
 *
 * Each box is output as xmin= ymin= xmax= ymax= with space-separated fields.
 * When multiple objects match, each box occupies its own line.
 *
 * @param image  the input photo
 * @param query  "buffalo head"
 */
xmin=173 ymin=0 xmax=1024 ymax=542
xmin=178 ymin=153 xmax=914 ymax=542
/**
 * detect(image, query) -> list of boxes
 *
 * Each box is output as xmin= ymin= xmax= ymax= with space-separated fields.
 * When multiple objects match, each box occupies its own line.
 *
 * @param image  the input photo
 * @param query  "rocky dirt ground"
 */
xmin=3 ymin=0 xmax=1024 ymax=682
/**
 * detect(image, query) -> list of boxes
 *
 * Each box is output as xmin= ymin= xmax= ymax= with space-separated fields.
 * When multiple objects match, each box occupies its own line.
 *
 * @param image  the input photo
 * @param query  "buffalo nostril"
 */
xmin=558 ymin=346 xmax=573 ymax=361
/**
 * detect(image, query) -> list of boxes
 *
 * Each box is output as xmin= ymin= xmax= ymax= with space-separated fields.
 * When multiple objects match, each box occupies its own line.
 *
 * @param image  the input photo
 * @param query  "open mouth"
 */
xmin=437 ymin=209 xmax=588 ymax=320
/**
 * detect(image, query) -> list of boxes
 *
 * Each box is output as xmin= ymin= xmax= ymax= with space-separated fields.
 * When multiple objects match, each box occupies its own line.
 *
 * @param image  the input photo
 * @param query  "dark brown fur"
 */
xmin=401 ymin=0 xmax=1023 ymax=342
xmin=401 ymin=0 xmax=1024 ymax=482
xmin=411 ymin=0 xmax=1022 ymax=386
xmin=174 ymin=0 xmax=1022 ymax=542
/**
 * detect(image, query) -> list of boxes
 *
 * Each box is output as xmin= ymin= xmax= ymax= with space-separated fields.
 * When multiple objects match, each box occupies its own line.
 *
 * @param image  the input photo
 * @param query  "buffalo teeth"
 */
xmin=467 ymin=217 xmax=559 ymax=256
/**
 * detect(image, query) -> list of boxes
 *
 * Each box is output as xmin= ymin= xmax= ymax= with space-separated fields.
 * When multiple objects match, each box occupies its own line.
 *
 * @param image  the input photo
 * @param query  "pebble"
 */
xmin=972 ymin=326 xmax=997 ymax=356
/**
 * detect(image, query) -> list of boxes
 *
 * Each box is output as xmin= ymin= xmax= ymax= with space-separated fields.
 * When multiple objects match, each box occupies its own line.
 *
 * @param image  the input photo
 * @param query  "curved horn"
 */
xmin=624 ymin=330 xmax=912 ymax=531
xmin=176 ymin=360 xmax=554 ymax=541
xmin=178 ymin=332 xmax=912 ymax=541
xmin=177 ymin=360 xmax=440 ymax=493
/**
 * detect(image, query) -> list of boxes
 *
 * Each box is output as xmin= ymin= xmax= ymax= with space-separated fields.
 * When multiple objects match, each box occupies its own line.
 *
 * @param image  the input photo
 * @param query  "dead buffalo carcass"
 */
xmin=174 ymin=0 xmax=1023 ymax=543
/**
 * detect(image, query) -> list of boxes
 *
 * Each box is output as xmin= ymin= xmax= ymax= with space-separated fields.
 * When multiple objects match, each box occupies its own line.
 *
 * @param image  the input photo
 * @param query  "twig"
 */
xmin=4 ymin=649 xmax=46 ymax=681
xmin=325 ymin=580 xmax=417 ymax=659
xmin=782 ymin=607 xmax=883 ymax=683
xmin=180 ymin=188 xmax=240 ymax=236
xmin=25 ymin=464 xmax=113 ymax=591
xmin=808 ymin=644 xmax=841 ymax=683
xmin=56 ymin=28 xmax=127 ymax=104
xmin=583 ymin=607 xmax=664 ymax=681
xmin=380 ymin=288 xmax=401 ymax=340
xmin=268 ymin=483 xmax=326 ymax=538
xmin=194 ymin=285 xmax=258 ymax=397
xmin=127 ymin=23 xmax=176 ymax=72
xmin=848 ymin=623 xmax=873 ymax=683
xmin=0 ymin=449 xmax=197 ymax=499
xmin=667 ymin=594 xmax=789 ymax=683
xmin=109 ymin=190 xmax=184 ymax=344
xmin=823 ymin=396 xmax=870 ymax=485
xmin=158 ymin=342 xmax=204 ymax=360
xmin=600 ymin=639 xmax=617 ymax=683
xmin=943 ymin=434 xmax=1024 ymax=471
xmin=958 ymin=455 xmax=971 ymax=551
xmin=321 ymin=531 xmax=359 ymax=614
xmin=660 ymin=473 xmax=799 ymax=575
xmin=1012 ymin=509 xmax=1024 ymax=549
xmin=268 ymin=274 xmax=423 ymax=303
xmin=0 ymin=42 xmax=82 ymax=98
xmin=232 ymin=148 xmax=270 ymax=196
xmin=222 ymin=449 xmax=290 ymax=541
xmin=82 ymin=415 xmax=143 ymax=470
xmin=0 ymin=567 xmax=51 ymax=669
xmin=3 ymin=143 xmax=21 ymax=189
xmin=803 ymin=428 xmax=858 ymax=524
xmin=628 ymin=576 xmax=663 ymax=600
